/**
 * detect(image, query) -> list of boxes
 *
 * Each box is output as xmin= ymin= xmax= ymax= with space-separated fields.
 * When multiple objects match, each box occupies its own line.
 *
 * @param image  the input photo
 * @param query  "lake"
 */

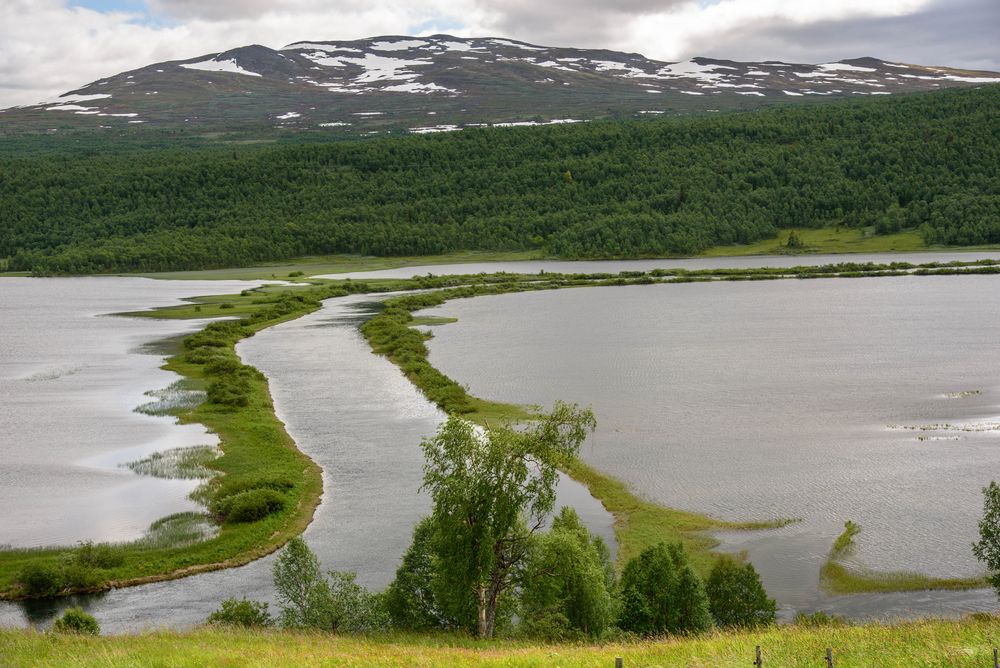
xmin=0 ymin=288 xmax=610 ymax=632
xmin=4 ymin=258 xmax=1000 ymax=631
xmin=0 ymin=277 xmax=258 ymax=547
xmin=416 ymin=274 xmax=1000 ymax=608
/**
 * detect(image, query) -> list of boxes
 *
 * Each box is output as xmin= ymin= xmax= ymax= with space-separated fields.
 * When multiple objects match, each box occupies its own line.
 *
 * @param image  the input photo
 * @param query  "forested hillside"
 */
xmin=2 ymin=85 xmax=998 ymax=274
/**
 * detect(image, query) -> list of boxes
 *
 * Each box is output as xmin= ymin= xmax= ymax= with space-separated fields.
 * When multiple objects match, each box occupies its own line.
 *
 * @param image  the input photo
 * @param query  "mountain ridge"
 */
xmin=2 ymin=34 xmax=999 ymax=134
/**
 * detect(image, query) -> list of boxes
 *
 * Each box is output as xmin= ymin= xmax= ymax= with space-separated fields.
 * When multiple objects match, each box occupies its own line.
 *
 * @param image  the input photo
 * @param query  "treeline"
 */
xmin=2 ymin=85 xmax=998 ymax=273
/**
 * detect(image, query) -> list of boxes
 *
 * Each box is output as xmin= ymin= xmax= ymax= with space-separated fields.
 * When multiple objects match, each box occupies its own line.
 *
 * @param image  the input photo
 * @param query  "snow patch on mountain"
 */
xmin=180 ymin=58 xmax=261 ymax=77
xmin=383 ymin=82 xmax=457 ymax=94
xmin=371 ymin=39 xmax=429 ymax=51
xmin=657 ymin=60 xmax=737 ymax=84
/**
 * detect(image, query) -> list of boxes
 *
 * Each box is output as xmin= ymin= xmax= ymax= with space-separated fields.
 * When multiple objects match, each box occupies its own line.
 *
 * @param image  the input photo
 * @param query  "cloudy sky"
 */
xmin=1 ymin=0 xmax=997 ymax=108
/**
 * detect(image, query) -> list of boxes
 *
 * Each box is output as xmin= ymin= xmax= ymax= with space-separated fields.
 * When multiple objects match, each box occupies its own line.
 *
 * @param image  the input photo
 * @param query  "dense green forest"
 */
xmin=1 ymin=85 xmax=998 ymax=273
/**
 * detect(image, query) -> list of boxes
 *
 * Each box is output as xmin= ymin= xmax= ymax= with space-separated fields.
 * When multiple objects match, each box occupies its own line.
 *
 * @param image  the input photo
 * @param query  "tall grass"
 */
xmin=5 ymin=616 xmax=1000 ymax=667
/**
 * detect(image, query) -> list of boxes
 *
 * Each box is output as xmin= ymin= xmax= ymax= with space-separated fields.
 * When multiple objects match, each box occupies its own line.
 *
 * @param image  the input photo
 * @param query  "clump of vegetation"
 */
xmin=125 ymin=446 xmax=219 ymax=480
xmin=136 ymin=513 xmax=216 ymax=549
xmin=272 ymin=537 xmax=389 ymax=632
xmin=134 ymin=381 xmax=205 ymax=416
xmin=519 ymin=507 xmax=617 ymax=639
xmin=785 ymin=230 xmax=805 ymax=249
xmin=794 ymin=610 xmax=847 ymax=627
xmin=705 ymin=555 xmax=776 ymax=628
xmin=974 ymin=481 xmax=1000 ymax=594
xmin=17 ymin=563 xmax=64 ymax=598
xmin=207 ymin=598 xmax=273 ymax=628
xmin=51 ymin=607 xmax=99 ymax=635
xmin=618 ymin=542 xmax=713 ymax=636
xmin=213 ymin=488 xmax=286 ymax=524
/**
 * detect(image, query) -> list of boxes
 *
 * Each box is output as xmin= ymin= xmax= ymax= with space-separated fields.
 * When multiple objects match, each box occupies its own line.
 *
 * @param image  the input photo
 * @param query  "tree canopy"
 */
xmin=2 ymin=86 xmax=998 ymax=274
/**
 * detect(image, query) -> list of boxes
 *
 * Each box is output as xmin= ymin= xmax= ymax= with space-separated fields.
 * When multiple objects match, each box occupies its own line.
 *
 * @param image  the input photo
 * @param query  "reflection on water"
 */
xmin=418 ymin=275 xmax=1000 ymax=614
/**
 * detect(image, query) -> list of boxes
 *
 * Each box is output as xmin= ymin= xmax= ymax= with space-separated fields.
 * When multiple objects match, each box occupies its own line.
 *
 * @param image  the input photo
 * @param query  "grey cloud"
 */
xmin=681 ymin=0 xmax=1000 ymax=70
xmin=475 ymin=0 xmax=687 ymax=48
xmin=145 ymin=0 xmax=367 ymax=21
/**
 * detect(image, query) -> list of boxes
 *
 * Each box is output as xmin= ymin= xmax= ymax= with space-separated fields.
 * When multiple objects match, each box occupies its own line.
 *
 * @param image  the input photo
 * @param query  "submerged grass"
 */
xmin=820 ymin=521 xmax=986 ymax=594
xmin=125 ymin=446 xmax=221 ymax=480
xmin=7 ymin=616 xmax=1000 ymax=666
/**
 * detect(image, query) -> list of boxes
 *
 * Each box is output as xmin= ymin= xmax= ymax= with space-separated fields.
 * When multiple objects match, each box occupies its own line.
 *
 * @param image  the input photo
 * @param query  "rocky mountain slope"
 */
xmin=3 ymin=34 xmax=998 ymax=134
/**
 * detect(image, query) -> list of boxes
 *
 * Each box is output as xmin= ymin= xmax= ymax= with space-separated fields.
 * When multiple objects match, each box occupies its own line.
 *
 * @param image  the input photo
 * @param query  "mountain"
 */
xmin=2 ymin=34 xmax=999 ymax=135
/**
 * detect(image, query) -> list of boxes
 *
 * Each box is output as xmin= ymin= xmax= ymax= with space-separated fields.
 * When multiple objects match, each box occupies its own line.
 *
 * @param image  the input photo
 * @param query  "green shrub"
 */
xmin=51 ymin=607 xmax=99 ymax=635
xmin=706 ymin=556 xmax=776 ymax=629
xmin=214 ymin=489 xmax=286 ymax=523
xmin=204 ymin=356 xmax=245 ymax=375
xmin=207 ymin=598 xmax=273 ymax=627
xmin=212 ymin=475 xmax=294 ymax=500
xmin=59 ymin=563 xmax=102 ymax=590
xmin=618 ymin=543 xmax=713 ymax=636
xmin=206 ymin=376 xmax=252 ymax=407
xmin=520 ymin=508 xmax=616 ymax=639
xmin=273 ymin=538 xmax=389 ymax=632
xmin=74 ymin=541 xmax=125 ymax=569
xmin=219 ymin=302 xmax=234 ymax=309
xmin=18 ymin=563 xmax=64 ymax=598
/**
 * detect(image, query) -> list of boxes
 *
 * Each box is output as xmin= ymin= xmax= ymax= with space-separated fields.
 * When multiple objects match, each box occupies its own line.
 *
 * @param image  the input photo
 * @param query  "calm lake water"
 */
xmin=0 ymin=277 xmax=258 ymax=547
xmin=0 ymin=290 xmax=610 ymax=632
xmin=416 ymin=274 xmax=1000 ymax=609
xmin=4 ymin=258 xmax=1000 ymax=631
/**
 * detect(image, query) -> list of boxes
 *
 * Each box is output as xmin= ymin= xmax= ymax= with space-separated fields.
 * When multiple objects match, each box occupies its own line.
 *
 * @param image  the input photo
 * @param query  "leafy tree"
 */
xmin=207 ymin=598 xmax=273 ymax=628
xmin=420 ymin=402 xmax=596 ymax=638
xmin=618 ymin=542 xmax=713 ymax=636
xmin=272 ymin=537 xmax=324 ymax=628
xmin=520 ymin=507 xmax=616 ymax=639
xmin=973 ymin=481 xmax=1000 ymax=595
xmin=385 ymin=517 xmax=451 ymax=630
xmin=705 ymin=555 xmax=776 ymax=628
xmin=271 ymin=536 xmax=389 ymax=632
xmin=51 ymin=607 xmax=99 ymax=635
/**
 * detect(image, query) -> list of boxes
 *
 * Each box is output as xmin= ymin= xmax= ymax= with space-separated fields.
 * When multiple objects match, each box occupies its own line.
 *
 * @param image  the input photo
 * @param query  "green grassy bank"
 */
xmin=6 ymin=616 xmax=1000 ymax=666
xmin=820 ymin=521 xmax=986 ymax=594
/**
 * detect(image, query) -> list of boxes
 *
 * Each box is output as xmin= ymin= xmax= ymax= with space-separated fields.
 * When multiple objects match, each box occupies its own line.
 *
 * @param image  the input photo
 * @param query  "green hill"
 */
xmin=2 ymin=85 xmax=998 ymax=274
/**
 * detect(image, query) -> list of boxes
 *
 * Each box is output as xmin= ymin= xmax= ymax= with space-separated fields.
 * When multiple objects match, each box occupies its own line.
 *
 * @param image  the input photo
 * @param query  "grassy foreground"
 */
xmin=6 ymin=616 xmax=1000 ymax=666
